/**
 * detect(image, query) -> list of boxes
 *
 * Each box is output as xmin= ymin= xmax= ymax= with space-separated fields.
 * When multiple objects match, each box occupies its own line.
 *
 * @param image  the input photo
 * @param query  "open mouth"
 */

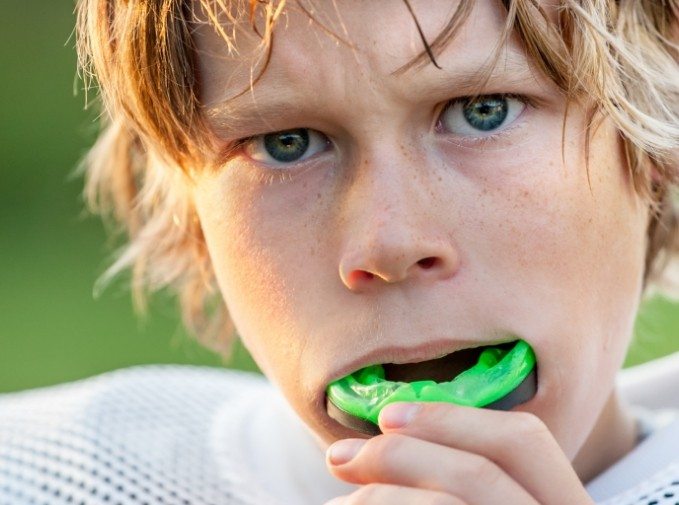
xmin=382 ymin=340 xmax=517 ymax=383
xmin=326 ymin=339 xmax=537 ymax=436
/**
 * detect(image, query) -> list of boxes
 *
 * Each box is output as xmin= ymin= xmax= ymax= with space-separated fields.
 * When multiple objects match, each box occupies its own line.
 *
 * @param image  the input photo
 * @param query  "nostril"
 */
xmin=348 ymin=270 xmax=375 ymax=284
xmin=417 ymin=257 xmax=438 ymax=269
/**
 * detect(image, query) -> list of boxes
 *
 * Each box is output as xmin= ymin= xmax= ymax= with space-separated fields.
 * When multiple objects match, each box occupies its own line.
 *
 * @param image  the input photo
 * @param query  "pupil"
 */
xmin=264 ymin=129 xmax=310 ymax=162
xmin=462 ymin=96 xmax=508 ymax=131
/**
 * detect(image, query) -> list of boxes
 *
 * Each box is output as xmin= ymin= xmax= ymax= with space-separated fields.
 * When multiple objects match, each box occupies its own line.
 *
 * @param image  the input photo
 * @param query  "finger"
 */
xmin=325 ymin=483 xmax=468 ymax=505
xmin=378 ymin=402 xmax=593 ymax=505
xmin=327 ymin=434 xmax=539 ymax=505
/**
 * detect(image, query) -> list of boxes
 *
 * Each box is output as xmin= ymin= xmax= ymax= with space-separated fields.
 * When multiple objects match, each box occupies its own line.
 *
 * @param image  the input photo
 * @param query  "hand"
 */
xmin=324 ymin=402 xmax=595 ymax=504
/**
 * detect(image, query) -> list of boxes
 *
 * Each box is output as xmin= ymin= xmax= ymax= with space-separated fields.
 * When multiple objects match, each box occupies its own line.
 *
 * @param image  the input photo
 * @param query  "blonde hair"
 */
xmin=76 ymin=0 xmax=679 ymax=356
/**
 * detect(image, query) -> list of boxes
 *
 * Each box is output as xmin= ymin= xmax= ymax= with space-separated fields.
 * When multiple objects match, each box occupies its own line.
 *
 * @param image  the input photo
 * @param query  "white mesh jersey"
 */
xmin=0 ymin=364 xmax=678 ymax=505
xmin=0 ymin=365 xmax=291 ymax=505
xmin=0 ymin=365 xmax=359 ymax=505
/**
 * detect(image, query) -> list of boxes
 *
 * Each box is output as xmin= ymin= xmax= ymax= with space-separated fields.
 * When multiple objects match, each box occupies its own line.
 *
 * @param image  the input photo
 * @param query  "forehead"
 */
xmin=192 ymin=1 xmax=557 ymax=119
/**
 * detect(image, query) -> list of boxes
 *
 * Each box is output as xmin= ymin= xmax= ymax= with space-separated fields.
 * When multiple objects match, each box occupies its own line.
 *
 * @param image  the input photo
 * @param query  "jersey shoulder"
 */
xmin=0 ymin=365 xmax=270 ymax=505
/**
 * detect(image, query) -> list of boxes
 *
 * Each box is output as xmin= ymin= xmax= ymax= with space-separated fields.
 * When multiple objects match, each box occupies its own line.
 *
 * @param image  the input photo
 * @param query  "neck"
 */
xmin=572 ymin=388 xmax=639 ymax=484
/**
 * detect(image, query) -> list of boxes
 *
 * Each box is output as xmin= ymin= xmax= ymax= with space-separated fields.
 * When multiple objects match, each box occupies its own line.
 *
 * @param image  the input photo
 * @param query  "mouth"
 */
xmin=381 ymin=340 xmax=516 ymax=383
xmin=325 ymin=339 xmax=537 ymax=435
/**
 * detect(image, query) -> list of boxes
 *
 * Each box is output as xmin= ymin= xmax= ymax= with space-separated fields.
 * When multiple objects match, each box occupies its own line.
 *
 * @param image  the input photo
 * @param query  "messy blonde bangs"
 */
xmin=76 ymin=0 xmax=679 ymax=355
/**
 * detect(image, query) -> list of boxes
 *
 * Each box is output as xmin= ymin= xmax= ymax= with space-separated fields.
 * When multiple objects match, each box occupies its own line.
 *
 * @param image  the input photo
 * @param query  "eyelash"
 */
xmin=228 ymin=92 xmax=536 ymax=181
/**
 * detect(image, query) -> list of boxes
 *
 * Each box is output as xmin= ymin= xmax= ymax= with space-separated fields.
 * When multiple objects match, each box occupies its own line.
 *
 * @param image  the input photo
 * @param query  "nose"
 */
xmin=338 ymin=154 xmax=460 ymax=293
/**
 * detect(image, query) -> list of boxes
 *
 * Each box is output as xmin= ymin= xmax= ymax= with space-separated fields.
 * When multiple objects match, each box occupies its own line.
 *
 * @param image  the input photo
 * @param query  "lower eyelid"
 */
xmin=443 ymin=118 xmax=529 ymax=148
xmin=239 ymin=145 xmax=334 ymax=174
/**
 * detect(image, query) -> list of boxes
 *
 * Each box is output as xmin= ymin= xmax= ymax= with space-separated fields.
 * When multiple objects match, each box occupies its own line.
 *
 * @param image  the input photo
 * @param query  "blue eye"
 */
xmin=244 ymin=128 xmax=328 ymax=165
xmin=441 ymin=94 xmax=525 ymax=136
xmin=463 ymin=96 xmax=507 ymax=130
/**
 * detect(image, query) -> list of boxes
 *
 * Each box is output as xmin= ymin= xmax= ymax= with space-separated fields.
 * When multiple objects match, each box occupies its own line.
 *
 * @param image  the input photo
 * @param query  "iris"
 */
xmin=263 ymin=129 xmax=310 ymax=163
xmin=462 ymin=95 xmax=508 ymax=131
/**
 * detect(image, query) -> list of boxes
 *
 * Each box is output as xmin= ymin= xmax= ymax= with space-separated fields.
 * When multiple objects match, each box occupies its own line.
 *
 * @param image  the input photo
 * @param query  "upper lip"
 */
xmin=325 ymin=337 xmax=519 ymax=386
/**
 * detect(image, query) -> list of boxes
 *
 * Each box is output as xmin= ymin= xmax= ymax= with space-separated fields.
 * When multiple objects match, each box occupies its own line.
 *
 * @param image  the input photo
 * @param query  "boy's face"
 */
xmin=192 ymin=1 xmax=649 ymax=458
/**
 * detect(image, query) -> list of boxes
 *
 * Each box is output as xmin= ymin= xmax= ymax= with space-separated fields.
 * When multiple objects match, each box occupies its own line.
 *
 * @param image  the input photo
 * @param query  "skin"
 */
xmin=190 ymin=1 xmax=649 ymax=502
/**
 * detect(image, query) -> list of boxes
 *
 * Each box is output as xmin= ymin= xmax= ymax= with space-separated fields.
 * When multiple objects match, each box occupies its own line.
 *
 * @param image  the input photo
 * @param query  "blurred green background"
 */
xmin=1 ymin=3 xmax=677 ymax=395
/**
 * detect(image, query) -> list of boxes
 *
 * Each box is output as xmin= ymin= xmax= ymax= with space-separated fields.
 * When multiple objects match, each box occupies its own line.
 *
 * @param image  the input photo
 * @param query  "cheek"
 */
xmin=192 ymin=170 xmax=328 ymax=384
xmin=461 ymin=117 xmax=646 ymax=330
xmin=469 ymin=124 xmax=648 ymax=456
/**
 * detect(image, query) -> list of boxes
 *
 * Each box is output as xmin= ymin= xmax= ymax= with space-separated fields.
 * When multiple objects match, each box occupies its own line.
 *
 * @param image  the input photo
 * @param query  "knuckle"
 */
xmin=352 ymin=483 xmax=385 ymax=503
xmin=426 ymin=402 xmax=461 ymax=423
xmin=463 ymin=454 xmax=501 ymax=484
xmin=367 ymin=433 xmax=408 ymax=462
xmin=428 ymin=494 xmax=463 ymax=505
xmin=350 ymin=485 xmax=460 ymax=505
xmin=360 ymin=434 xmax=410 ymax=481
xmin=514 ymin=412 xmax=550 ymax=440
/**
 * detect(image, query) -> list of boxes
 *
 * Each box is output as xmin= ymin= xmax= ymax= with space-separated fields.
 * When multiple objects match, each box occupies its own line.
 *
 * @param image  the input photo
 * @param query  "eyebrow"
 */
xmin=206 ymin=51 xmax=539 ymax=139
xmin=409 ymin=55 xmax=538 ymax=98
xmin=206 ymin=90 xmax=309 ymax=139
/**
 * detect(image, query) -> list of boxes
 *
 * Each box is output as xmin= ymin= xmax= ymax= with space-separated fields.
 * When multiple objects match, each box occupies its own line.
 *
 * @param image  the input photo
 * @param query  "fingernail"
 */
xmin=379 ymin=403 xmax=421 ymax=429
xmin=327 ymin=439 xmax=366 ymax=465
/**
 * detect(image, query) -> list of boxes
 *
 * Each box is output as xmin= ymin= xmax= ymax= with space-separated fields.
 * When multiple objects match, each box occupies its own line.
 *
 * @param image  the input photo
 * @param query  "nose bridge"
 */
xmin=344 ymin=141 xmax=426 ymax=241
xmin=337 ymin=142 xmax=460 ymax=290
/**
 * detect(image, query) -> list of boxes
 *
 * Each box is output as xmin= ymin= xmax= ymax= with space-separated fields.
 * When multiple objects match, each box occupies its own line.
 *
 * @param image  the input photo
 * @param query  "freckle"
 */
xmin=317 ymin=193 xmax=321 ymax=200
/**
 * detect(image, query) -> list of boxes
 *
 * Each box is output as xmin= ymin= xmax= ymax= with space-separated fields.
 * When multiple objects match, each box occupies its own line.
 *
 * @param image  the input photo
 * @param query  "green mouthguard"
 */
xmin=326 ymin=339 xmax=536 ymax=427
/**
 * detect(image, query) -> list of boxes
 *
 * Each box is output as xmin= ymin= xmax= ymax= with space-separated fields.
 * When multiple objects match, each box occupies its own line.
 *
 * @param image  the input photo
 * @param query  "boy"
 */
xmin=1 ymin=1 xmax=678 ymax=504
